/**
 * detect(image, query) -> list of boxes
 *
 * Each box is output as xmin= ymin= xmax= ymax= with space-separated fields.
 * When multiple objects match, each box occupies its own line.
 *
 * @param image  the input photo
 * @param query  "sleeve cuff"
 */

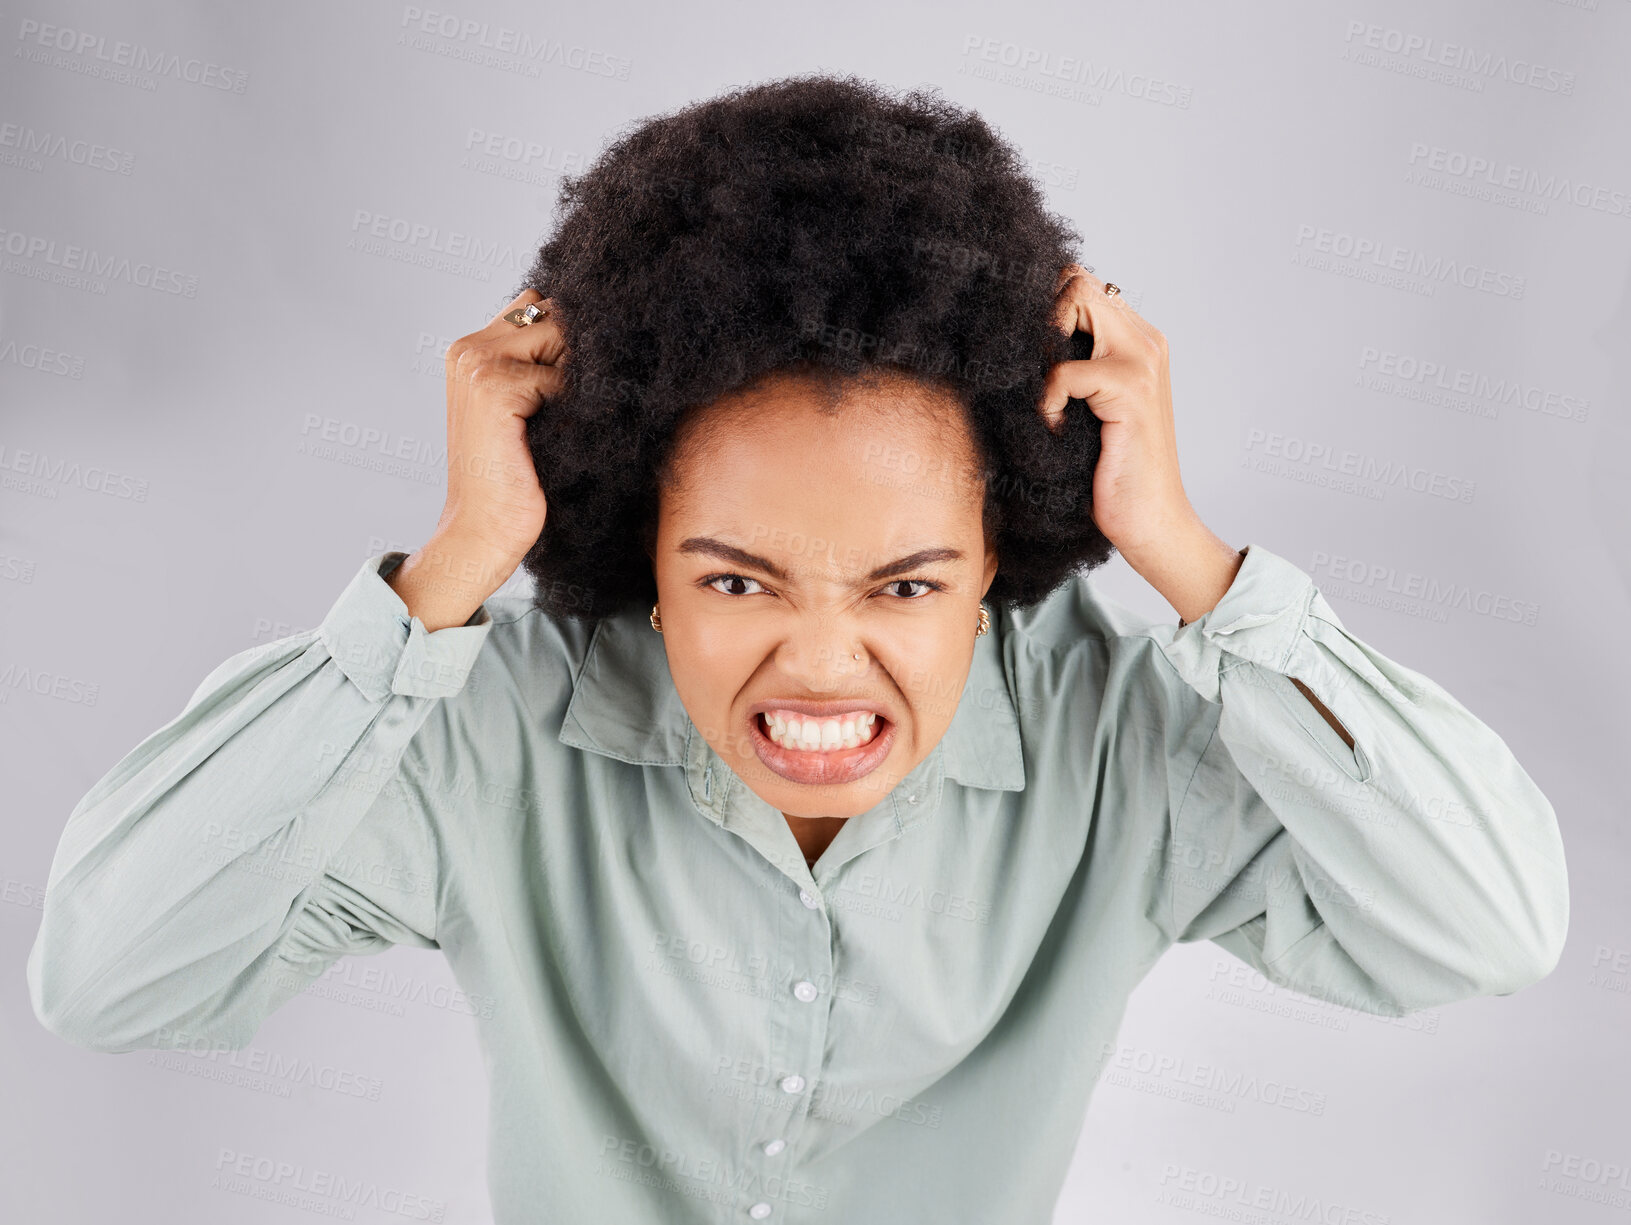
xmin=1156 ymin=543 xmax=1319 ymax=704
xmin=318 ymin=552 xmax=495 ymax=702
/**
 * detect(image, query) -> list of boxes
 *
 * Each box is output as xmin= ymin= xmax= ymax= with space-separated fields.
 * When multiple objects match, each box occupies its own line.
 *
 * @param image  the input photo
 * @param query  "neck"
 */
xmin=783 ymin=812 xmax=847 ymax=869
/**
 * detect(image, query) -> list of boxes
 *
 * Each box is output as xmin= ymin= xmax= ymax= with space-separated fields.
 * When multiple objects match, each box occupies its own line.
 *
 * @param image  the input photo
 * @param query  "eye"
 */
xmin=699 ymin=574 xmax=946 ymax=600
xmin=881 ymin=579 xmax=945 ymax=599
xmin=702 ymin=573 xmax=767 ymax=597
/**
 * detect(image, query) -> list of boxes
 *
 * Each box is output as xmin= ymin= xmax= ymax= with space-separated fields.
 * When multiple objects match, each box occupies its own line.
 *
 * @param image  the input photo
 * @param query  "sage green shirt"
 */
xmin=26 ymin=543 xmax=1569 ymax=1223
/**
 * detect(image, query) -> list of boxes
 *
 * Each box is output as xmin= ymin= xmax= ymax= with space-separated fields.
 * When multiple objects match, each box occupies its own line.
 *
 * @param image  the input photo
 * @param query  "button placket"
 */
xmin=717 ymin=735 xmax=942 ymax=1221
xmin=742 ymin=865 xmax=835 ymax=1218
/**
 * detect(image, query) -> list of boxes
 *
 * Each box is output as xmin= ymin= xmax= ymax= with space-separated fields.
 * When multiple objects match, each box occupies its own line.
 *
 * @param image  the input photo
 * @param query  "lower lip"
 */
xmin=748 ymin=712 xmax=897 ymax=786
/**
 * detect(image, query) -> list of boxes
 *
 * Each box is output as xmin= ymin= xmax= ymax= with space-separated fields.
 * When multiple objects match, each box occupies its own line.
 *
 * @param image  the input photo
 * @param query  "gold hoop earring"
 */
xmin=649 ymin=602 xmax=662 ymax=633
xmin=975 ymin=603 xmax=990 ymax=638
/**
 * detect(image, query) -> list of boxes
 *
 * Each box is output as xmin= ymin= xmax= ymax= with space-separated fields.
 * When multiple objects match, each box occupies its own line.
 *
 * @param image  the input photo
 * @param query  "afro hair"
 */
xmin=507 ymin=70 xmax=1113 ymax=623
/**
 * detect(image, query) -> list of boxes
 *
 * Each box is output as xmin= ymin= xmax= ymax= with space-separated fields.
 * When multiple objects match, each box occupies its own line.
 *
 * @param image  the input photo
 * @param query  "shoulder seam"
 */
xmin=483 ymin=596 xmax=544 ymax=629
xmin=1003 ymin=572 xmax=1177 ymax=655
xmin=1003 ymin=618 xmax=1113 ymax=654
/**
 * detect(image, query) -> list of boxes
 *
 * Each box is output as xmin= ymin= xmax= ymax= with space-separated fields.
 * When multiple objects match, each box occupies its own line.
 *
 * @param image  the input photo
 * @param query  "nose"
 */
xmin=777 ymin=617 xmax=869 ymax=687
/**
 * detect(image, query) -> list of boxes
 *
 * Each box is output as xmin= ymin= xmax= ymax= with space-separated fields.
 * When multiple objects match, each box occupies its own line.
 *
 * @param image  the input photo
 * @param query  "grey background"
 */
xmin=3 ymin=1 xmax=1627 ymax=1221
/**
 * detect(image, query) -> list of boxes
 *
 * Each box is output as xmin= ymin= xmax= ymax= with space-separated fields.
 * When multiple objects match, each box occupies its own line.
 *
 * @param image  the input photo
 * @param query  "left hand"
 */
xmin=1036 ymin=264 xmax=1197 ymax=560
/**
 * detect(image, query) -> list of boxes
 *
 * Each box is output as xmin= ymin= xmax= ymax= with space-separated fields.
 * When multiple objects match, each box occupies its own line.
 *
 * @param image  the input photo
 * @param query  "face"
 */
xmin=649 ymin=368 xmax=999 ymax=820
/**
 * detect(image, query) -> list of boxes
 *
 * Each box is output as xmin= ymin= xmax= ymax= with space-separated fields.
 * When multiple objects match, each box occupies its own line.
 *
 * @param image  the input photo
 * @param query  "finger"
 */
xmin=489 ymin=287 xmax=545 ymax=329
xmin=1054 ymin=261 xmax=1090 ymax=296
xmin=1050 ymin=266 xmax=1147 ymax=363
xmin=488 ymin=353 xmax=569 ymax=402
xmin=1035 ymin=354 xmax=1138 ymax=431
xmin=495 ymin=299 xmax=569 ymax=366
xmin=1058 ymin=266 xmax=1163 ymax=348
xmin=1054 ymin=265 xmax=1158 ymax=341
xmin=461 ymin=289 xmax=569 ymax=367
xmin=447 ymin=352 xmax=567 ymax=435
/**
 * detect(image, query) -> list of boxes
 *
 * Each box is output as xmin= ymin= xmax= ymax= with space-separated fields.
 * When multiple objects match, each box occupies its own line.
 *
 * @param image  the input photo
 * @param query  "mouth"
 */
xmin=746 ymin=706 xmax=897 ymax=786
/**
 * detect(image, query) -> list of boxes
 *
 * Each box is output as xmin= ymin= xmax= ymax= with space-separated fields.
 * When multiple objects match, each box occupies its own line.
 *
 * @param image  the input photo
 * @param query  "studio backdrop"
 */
xmin=3 ymin=2 xmax=1626 ymax=1223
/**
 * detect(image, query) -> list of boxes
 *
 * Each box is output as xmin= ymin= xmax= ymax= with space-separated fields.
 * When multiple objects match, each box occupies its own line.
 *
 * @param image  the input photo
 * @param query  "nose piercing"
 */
xmin=853 ymin=653 xmax=862 ymax=661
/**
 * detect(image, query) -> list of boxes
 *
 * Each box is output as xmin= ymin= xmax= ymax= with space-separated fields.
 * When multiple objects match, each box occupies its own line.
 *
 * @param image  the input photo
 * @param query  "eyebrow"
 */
xmin=676 ymin=537 xmax=965 ymax=585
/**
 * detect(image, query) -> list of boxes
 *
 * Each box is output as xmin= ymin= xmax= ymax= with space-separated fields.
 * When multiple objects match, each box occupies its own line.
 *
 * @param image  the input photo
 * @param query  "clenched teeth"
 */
xmin=761 ymin=710 xmax=879 ymax=752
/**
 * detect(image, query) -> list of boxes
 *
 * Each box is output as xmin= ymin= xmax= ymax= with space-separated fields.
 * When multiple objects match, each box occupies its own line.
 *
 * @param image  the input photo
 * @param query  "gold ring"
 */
xmin=1102 ymin=283 xmax=1120 ymax=298
xmin=504 ymin=301 xmax=550 ymax=326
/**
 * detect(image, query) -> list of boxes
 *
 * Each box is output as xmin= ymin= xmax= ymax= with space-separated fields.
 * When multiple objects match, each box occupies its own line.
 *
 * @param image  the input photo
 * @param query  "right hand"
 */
xmin=432 ymin=287 xmax=568 ymax=570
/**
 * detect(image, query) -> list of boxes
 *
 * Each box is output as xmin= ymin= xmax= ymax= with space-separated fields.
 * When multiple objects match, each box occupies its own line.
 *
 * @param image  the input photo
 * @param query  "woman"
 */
xmin=28 ymin=74 xmax=1568 ymax=1224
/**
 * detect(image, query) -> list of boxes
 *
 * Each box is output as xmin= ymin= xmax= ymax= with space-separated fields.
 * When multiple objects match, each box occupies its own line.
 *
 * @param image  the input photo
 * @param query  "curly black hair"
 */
xmin=507 ymin=71 xmax=1112 ymax=624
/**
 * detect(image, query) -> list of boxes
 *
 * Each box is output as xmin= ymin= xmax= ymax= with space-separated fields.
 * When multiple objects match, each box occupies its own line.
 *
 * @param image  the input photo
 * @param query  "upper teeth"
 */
xmin=763 ymin=710 xmax=878 ymax=751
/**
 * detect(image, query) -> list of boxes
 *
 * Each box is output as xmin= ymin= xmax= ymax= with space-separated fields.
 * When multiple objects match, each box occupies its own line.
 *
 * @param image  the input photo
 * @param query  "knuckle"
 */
xmin=451 ymin=340 xmax=491 ymax=370
xmin=452 ymin=353 xmax=494 ymax=384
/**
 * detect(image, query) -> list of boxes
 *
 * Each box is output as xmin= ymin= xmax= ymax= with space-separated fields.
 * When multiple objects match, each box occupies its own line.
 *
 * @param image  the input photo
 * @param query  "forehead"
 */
xmin=656 ymin=370 xmax=987 ymax=574
xmin=664 ymin=369 xmax=982 ymax=503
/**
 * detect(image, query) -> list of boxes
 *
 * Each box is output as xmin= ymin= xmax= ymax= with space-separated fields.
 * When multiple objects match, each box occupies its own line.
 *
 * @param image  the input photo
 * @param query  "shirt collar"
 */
xmin=557 ymin=603 xmax=1026 ymax=793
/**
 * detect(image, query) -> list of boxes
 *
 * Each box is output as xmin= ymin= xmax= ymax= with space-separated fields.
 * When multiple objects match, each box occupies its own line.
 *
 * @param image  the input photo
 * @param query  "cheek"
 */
xmin=684 ymin=620 xmax=767 ymax=674
xmin=886 ymin=638 xmax=973 ymax=729
xmin=670 ymin=623 xmax=763 ymax=707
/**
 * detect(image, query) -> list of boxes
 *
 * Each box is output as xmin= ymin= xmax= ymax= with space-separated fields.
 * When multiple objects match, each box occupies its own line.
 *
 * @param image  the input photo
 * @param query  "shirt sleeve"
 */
xmin=25 ymin=552 xmax=495 ymax=1054
xmin=1149 ymin=542 xmax=1569 ymax=1016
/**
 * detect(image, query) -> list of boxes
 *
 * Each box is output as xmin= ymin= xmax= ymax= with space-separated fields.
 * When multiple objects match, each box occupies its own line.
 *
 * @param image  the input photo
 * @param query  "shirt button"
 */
xmin=763 ymin=1138 xmax=787 ymax=1156
xmin=749 ymin=1203 xmax=772 ymax=1219
xmin=779 ymin=1073 xmax=805 ymax=1094
xmin=798 ymin=889 xmax=820 ymax=909
xmin=907 ymin=794 xmax=918 ymax=804
xmin=792 ymin=980 xmax=818 ymax=1002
